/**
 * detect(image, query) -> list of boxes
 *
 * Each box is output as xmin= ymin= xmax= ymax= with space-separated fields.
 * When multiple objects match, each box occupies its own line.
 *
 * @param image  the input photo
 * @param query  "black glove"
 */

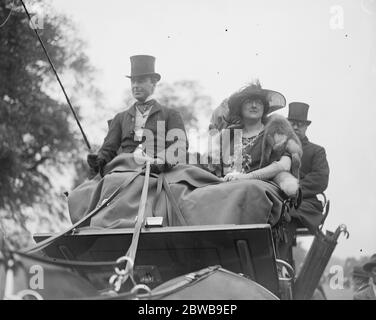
xmin=87 ymin=153 xmax=99 ymax=170
xmin=97 ymin=158 xmax=107 ymax=177
xmin=87 ymin=154 xmax=107 ymax=177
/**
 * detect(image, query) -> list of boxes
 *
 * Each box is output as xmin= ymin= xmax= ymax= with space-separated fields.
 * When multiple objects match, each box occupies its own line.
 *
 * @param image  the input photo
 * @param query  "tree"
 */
xmin=0 ymin=0 xmax=99 ymax=248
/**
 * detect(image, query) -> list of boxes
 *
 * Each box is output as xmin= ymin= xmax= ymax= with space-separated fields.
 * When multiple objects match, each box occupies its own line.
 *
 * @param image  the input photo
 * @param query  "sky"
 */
xmin=41 ymin=0 xmax=376 ymax=259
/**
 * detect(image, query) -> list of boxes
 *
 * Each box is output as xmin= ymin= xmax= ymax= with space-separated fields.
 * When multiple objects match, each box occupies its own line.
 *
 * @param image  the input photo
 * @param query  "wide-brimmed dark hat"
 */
xmin=228 ymin=84 xmax=286 ymax=117
xmin=126 ymin=55 xmax=161 ymax=81
xmin=288 ymin=102 xmax=311 ymax=125
xmin=363 ymin=254 xmax=376 ymax=273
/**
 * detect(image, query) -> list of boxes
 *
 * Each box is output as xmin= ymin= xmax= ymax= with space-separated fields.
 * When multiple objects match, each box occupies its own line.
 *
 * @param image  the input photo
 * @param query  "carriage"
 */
xmin=0 ymin=172 xmax=348 ymax=300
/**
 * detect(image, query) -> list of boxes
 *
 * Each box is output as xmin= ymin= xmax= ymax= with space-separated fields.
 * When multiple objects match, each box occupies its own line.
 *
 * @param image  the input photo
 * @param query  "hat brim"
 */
xmin=126 ymin=73 xmax=161 ymax=81
xmin=363 ymin=261 xmax=376 ymax=272
xmin=228 ymin=87 xmax=286 ymax=117
xmin=287 ymin=118 xmax=312 ymax=125
xmin=352 ymin=272 xmax=369 ymax=278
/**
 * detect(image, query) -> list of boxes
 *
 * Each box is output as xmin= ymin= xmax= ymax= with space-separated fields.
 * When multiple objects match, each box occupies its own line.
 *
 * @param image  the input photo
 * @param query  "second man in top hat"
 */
xmin=278 ymin=102 xmax=330 ymax=263
xmin=287 ymin=102 xmax=329 ymax=231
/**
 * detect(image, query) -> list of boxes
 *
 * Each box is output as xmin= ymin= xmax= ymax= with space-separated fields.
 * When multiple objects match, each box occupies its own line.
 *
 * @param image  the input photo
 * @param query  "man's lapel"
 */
xmin=148 ymin=101 xmax=162 ymax=117
xmin=125 ymin=103 xmax=137 ymax=117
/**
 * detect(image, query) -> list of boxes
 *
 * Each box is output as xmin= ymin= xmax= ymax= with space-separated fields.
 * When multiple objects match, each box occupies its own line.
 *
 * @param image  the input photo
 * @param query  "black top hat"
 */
xmin=363 ymin=254 xmax=376 ymax=273
xmin=288 ymin=102 xmax=311 ymax=124
xmin=126 ymin=55 xmax=161 ymax=81
xmin=228 ymin=84 xmax=286 ymax=118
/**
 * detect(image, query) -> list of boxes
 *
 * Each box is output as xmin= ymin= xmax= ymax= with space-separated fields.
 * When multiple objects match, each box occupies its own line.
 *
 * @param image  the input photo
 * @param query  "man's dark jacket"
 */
xmin=98 ymin=101 xmax=188 ymax=164
xmin=292 ymin=136 xmax=330 ymax=230
xmin=354 ymin=285 xmax=376 ymax=300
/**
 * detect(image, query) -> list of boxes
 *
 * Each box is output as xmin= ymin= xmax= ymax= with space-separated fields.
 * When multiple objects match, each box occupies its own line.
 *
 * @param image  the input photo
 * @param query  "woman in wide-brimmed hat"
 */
xmin=220 ymin=82 xmax=292 ymax=183
xmin=173 ymin=82 xmax=296 ymax=230
xmin=226 ymin=84 xmax=286 ymax=126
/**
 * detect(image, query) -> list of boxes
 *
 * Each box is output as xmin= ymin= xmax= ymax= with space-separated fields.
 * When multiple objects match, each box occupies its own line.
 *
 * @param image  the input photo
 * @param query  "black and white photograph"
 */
xmin=0 ymin=0 xmax=375 ymax=305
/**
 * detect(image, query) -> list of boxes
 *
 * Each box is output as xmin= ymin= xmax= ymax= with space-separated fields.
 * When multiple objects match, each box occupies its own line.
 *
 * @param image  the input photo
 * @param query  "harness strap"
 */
xmin=1 ymin=251 xmax=125 ymax=269
xmin=150 ymin=173 xmax=187 ymax=226
xmin=151 ymin=173 xmax=164 ymax=217
xmin=21 ymin=170 xmax=144 ymax=254
xmin=161 ymin=175 xmax=187 ymax=226
xmin=122 ymin=162 xmax=151 ymax=280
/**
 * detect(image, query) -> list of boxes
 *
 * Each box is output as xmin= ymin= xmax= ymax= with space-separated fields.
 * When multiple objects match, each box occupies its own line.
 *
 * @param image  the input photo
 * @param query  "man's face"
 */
xmin=289 ymin=120 xmax=309 ymax=139
xmin=131 ymin=76 xmax=156 ymax=102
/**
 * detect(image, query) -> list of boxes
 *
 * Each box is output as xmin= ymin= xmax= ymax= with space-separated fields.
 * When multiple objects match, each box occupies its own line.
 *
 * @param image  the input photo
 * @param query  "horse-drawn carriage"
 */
xmin=0 ymin=170 xmax=348 ymax=300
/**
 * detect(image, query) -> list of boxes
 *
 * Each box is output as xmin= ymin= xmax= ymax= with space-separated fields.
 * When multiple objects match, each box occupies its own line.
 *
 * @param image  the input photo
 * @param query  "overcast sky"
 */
xmin=45 ymin=0 xmax=376 ymax=259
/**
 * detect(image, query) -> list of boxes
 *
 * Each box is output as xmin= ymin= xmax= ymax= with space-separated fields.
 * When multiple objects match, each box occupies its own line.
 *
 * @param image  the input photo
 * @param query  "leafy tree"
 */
xmin=0 ymin=0 xmax=98 ymax=248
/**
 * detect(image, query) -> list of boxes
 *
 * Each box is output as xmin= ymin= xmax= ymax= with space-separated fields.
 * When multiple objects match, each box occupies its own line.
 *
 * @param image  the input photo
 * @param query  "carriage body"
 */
xmin=2 ymin=187 xmax=338 ymax=300
xmin=33 ymin=223 xmax=283 ymax=299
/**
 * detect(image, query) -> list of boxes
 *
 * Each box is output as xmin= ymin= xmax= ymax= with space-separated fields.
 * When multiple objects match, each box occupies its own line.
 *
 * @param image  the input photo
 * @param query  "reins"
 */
xmin=21 ymin=169 xmax=144 ymax=254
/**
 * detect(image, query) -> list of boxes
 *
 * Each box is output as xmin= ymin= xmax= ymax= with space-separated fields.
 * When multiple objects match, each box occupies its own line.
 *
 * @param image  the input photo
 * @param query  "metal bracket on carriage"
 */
xmin=97 ymin=198 xmax=110 ymax=209
xmin=276 ymin=259 xmax=295 ymax=300
xmin=144 ymin=217 xmax=164 ymax=228
xmin=109 ymin=256 xmax=134 ymax=292
xmin=108 ymin=255 xmax=153 ymax=297
xmin=334 ymin=224 xmax=349 ymax=240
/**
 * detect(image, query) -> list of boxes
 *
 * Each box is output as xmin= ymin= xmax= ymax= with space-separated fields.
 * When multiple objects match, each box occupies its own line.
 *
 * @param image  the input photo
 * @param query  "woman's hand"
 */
xmin=223 ymin=172 xmax=248 ymax=182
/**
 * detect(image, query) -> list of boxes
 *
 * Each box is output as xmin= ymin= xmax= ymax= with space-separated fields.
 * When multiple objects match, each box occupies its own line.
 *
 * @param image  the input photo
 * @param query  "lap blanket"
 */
xmin=68 ymin=154 xmax=285 ymax=228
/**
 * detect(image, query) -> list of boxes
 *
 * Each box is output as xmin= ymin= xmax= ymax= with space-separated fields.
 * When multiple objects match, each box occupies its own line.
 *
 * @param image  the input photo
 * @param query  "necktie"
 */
xmin=135 ymin=99 xmax=155 ymax=114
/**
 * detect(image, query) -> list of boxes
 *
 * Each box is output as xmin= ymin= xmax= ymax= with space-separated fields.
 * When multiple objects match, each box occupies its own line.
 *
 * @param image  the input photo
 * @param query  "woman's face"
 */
xmin=241 ymin=98 xmax=265 ymax=121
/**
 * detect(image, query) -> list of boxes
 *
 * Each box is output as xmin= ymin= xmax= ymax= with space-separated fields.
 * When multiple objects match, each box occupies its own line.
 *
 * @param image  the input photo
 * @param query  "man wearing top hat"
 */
xmin=287 ymin=102 xmax=330 ymax=231
xmin=87 ymin=55 xmax=188 ymax=175
xmin=354 ymin=254 xmax=376 ymax=300
xmin=279 ymin=102 xmax=330 ymax=262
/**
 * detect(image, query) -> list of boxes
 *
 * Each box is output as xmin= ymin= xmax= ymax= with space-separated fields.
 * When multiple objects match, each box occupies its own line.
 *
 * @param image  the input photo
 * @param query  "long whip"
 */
xmin=19 ymin=0 xmax=92 ymax=151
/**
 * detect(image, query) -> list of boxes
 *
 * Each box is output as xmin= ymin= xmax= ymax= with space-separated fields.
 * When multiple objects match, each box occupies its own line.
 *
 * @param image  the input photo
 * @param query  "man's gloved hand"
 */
xmin=87 ymin=154 xmax=99 ymax=170
xmin=87 ymin=154 xmax=107 ymax=177
xmin=97 ymin=158 xmax=107 ymax=177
